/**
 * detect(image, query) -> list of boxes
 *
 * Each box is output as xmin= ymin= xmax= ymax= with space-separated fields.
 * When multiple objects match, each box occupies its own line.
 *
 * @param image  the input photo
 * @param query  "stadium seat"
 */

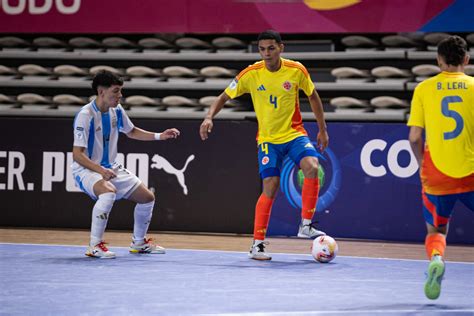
xmin=0 ymin=94 xmax=15 ymax=104
xmin=33 ymin=37 xmax=68 ymax=50
xmin=0 ymin=36 xmax=30 ymax=50
xmin=382 ymin=34 xmax=421 ymax=50
xmin=175 ymin=37 xmax=212 ymax=51
xmin=341 ymin=35 xmax=378 ymax=50
xmin=162 ymin=95 xmax=197 ymax=107
xmin=412 ymin=64 xmax=440 ymax=81
xmin=89 ymin=65 xmax=123 ymax=76
xmin=126 ymin=66 xmax=160 ymax=78
xmin=17 ymin=93 xmax=52 ymax=110
xmin=212 ymin=37 xmax=247 ymax=51
xmin=331 ymin=67 xmax=371 ymax=82
xmin=330 ymin=96 xmax=369 ymax=108
xmin=466 ymin=33 xmax=474 ymax=45
xmin=102 ymin=37 xmax=137 ymax=48
xmin=370 ymin=96 xmax=409 ymax=108
xmin=124 ymin=95 xmax=160 ymax=107
xmin=465 ymin=64 xmax=474 ymax=76
xmin=69 ymin=37 xmax=103 ymax=52
xmin=423 ymin=33 xmax=450 ymax=46
xmin=200 ymin=66 xmax=236 ymax=78
xmin=53 ymin=65 xmax=88 ymax=80
xmin=0 ymin=65 xmax=17 ymax=80
xmin=18 ymin=64 xmax=52 ymax=80
xmin=53 ymin=94 xmax=86 ymax=105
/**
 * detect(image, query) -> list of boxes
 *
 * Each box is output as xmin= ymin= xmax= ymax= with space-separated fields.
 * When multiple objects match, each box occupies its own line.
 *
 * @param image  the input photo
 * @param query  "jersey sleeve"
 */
xmin=298 ymin=63 xmax=315 ymax=96
xmin=73 ymin=111 xmax=91 ymax=148
xmin=224 ymin=69 xmax=250 ymax=99
xmin=407 ymin=85 xmax=425 ymax=128
xmin=117 ymin=105 xmax=134 ymax=134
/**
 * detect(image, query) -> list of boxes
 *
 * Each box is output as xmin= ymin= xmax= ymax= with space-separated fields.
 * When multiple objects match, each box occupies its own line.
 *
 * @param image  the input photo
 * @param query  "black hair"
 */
xmin=437 ymin=35 xmax=468 ymax=66
xmin=257 ymin=30 xmax=282 ymax=43
xmin=91 ymin=70 xmax=123 ymax=94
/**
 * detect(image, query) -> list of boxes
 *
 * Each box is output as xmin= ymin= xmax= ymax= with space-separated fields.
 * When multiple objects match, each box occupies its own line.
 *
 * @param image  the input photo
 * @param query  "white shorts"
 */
xmin=73 ymin=163 xmax=142 ymax=200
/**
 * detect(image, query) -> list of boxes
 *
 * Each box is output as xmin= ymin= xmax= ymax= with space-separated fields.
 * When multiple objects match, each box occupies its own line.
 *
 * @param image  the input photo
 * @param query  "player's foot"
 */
xmin=424 ymin=255 xmax=445 ymax=300
xmin=248 ymin=241 xmax=272 ymax=260
xmin=85 ymin=241 xmax=116 ymax=259
xmin=129 ymin=238 xmax=166 ymax=254
xmin=297 ymin=221 xmax=326 ymax=238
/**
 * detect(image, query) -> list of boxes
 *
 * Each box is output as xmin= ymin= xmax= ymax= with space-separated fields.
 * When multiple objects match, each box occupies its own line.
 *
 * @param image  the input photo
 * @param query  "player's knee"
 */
xmin=143 ymin=190 xmax=155 ymax=204
xmin=302 ymin=164 xmax=318 ymax=178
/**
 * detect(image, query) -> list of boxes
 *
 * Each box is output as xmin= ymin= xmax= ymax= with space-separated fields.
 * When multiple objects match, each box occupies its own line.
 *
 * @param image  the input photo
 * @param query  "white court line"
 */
xmin=199 ymin=310 xmax=474 ymax=315
xmin=0 ymin=242 xmax=473 ymax=265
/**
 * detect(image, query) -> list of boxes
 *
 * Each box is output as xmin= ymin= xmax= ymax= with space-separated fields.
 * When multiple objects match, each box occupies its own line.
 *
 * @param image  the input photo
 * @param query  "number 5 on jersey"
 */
xmin=441 ymin=95 xmax=464 ymax=140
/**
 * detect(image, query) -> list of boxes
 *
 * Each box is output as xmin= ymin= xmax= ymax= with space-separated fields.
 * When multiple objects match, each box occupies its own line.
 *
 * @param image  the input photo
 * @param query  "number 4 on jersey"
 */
xmin=269 ymin=95 xmax=278 ymax=109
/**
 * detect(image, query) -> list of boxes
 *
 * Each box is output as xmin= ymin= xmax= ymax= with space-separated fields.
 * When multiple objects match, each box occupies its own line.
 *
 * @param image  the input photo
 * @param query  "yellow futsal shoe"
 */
xmin=424 ymin=255 xmax=445 ymax=300
xmin=130 ymin=238 xmax=166 ymax=254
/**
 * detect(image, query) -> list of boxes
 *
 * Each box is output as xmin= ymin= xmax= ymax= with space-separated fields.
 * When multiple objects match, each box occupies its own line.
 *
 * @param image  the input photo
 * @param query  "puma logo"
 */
xmin=150 ymin=154 xmax=195 ymax=195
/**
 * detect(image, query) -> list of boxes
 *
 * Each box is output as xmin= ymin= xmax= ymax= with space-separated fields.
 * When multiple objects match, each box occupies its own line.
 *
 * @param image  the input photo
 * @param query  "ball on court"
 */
xmin=311 ymin=235 xmax=338 ymax=263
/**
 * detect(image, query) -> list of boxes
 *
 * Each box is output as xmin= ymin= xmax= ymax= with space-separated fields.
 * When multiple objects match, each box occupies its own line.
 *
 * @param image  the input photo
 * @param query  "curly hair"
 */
xmin=437 ymin=35 xmax=468 ymax=66
xmin=92 ymin=70 xmax=123 ymax=94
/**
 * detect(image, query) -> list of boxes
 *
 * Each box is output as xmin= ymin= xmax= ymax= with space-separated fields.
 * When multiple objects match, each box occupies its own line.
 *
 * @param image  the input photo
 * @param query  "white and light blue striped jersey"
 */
xmin=72 ymin=100 xmax=134 ymax=172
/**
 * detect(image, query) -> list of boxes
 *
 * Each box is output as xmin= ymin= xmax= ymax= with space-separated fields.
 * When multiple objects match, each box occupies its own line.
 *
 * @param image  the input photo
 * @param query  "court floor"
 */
xmin=1 ymin=241 xmax=473 ymax=315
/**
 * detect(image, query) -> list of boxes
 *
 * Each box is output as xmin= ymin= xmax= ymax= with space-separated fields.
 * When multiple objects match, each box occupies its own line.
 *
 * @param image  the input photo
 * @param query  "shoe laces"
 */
xmin=97 ymin=241 xmax=109 ymax=252
xmin=304 ymin=221 xmax=320 ymax=230
xmin=255 ymin=241 xmax=269 ymax=253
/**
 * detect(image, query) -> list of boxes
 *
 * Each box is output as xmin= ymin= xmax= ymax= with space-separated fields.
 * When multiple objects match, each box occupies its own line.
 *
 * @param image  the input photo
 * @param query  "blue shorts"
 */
xmin=422 ymin=191 xmax=474 ymax=228
xmin=257 ymin=136 xmax=319 ymax=179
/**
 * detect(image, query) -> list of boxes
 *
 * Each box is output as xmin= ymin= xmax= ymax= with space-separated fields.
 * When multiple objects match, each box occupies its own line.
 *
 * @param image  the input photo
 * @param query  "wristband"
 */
xmin=154 ymin=133 xmax=162 ymax=140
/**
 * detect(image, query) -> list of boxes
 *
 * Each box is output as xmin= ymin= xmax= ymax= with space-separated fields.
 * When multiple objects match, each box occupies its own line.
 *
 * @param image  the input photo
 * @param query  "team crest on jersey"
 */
xmin=228 ymin=79 xmax=238 ymax=90
xmin=262 ymin=156 xmax=270 ymax=165
xmin=282 ymin=81 xmax=292 ymax=91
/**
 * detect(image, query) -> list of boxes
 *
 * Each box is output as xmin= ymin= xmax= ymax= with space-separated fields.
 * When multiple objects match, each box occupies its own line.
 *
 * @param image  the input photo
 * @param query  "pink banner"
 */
xmin=0 ymin=0 xmax=456 ymax=33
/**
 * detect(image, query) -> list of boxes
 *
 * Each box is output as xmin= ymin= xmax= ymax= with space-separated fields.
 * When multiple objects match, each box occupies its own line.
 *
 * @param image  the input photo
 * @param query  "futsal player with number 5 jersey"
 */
xmin=407 ymin=35 xmax=474 ymax=300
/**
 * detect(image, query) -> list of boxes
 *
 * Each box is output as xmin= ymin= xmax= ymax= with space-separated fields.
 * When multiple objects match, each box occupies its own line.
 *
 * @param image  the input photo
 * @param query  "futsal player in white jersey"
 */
xmin=72 ymin=70 xmax=180 ymax=258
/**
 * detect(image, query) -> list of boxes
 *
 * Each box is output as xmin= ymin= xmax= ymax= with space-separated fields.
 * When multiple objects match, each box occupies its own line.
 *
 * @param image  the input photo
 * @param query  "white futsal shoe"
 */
xmin=248 ymin=240 xmax=272 ymax=261
xmin=297 ymin=221 xmax=326 ymax=239
xmin=85 ymin=241 xmax=116 ymax=259
xmin=130 ymin=238 xmax=166 ymax=254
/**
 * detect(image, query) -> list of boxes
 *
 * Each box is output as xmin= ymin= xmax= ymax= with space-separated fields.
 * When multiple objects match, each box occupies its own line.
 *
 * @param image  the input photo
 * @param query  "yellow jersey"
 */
xmin=407 ymin=71 xmax=474 ymax=178
xmin=225 ymin=58 xmax=315 ymax=144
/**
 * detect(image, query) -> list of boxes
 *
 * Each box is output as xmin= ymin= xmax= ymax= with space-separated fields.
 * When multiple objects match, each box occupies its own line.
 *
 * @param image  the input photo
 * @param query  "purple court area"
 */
xmin=0 ymin=243 xmax=473 ymax=315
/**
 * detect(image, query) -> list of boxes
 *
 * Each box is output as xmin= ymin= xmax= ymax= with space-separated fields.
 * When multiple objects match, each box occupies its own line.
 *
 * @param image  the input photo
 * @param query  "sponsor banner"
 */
xmin=268 ymin=122 xmax=474 ymax=244
xmin=0 ymin=117 xmax=260 ymax=234
xmin=0 ymin=0 xmax=471 ymax=33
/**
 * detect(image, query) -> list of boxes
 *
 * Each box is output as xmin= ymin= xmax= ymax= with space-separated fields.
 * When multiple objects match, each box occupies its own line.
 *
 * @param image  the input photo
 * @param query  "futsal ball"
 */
xmin=297 ymin=165 xmax=325 ymax=188
xmin=311 ymin=235 xmax=338 ymax=263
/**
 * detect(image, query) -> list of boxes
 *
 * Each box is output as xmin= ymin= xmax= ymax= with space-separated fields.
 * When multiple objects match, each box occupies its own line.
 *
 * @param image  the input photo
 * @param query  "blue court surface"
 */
xmin=0 ymin=243 xmax=473 ymax=316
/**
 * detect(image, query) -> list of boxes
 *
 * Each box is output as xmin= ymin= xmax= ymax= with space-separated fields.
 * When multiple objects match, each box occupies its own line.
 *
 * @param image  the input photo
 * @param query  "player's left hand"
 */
xmin=160 ymin=128 xmax=180 ymax=140
xmin=317 ymin=130 xmax=329 ymax=152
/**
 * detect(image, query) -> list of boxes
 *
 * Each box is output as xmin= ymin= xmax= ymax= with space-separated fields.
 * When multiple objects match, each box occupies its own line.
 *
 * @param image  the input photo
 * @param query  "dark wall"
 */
xmin=0 ymin=117 xmax=261 ymax=234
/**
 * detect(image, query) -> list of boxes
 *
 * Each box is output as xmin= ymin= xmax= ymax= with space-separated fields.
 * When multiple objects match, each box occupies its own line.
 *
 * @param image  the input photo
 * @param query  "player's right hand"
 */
xmin=200 ymin=118 xmax=213 ymax=140
xmin=101 ymin=168 xmax=117 ymax=181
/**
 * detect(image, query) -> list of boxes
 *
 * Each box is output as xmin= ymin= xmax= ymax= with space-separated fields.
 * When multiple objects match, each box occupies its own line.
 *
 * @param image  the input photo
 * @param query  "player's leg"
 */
xmin=126 ymin=182 xmax=165 ymax=254
xmin=422 ymin=191 xmax=457 ymax=300
xmin=287 ymin=137 xmax=325 ymax=238
xmin=249 ymin=142 xmax=282 ymax=260
xmin=86 ymin=178 xmax=117 ymax=258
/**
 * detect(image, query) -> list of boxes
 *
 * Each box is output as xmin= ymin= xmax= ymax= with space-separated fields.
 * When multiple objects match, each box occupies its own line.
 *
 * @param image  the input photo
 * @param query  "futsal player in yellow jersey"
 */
xmin=200 ymin=30 xmax=329 ymax=260
xmin=408 ymin=35 xmax=474 ymax=300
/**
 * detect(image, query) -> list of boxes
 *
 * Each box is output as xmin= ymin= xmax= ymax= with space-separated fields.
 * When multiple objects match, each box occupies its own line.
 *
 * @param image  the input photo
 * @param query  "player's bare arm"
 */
xmin=200 ymin=92 xmax=230 ymax=140
xmin=408 ymin=126 xmax=424 ymax=168
xmin=72 ymin=146 xmax=116 ymax=181
xmin=308 ymin=90 xmax=329 ymax=152
xmin=127 ymin=127 xmax=180 ymax=141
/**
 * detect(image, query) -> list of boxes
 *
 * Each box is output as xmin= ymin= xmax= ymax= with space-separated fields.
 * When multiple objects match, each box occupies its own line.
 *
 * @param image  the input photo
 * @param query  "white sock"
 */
xmin=133 ymin=200 xmax=155 ymax=244
xmin=90 ymin=192 xmax=116 ymax=247
xmin=302 ymin=219 xmax=312 ymax=226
